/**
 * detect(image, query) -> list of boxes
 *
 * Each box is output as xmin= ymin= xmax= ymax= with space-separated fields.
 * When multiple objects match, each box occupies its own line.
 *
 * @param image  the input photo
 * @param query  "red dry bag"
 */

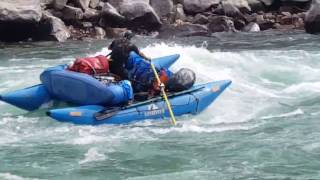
xmin=68 ymin=55 xmax=109 ymax=75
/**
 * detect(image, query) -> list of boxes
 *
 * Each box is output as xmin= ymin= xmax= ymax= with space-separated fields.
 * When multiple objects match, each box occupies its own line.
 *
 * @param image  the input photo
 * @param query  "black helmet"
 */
xmin=123 ymin=31 xmax=135 ymax=40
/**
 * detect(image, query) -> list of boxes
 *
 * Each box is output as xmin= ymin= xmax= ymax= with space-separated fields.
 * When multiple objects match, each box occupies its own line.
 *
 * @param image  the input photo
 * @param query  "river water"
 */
xmin=1 ymin=31 xmax=320 ymax=179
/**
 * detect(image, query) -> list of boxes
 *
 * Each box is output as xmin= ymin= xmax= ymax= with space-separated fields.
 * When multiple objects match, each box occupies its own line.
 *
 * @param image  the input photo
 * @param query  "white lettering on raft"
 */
xmin=144 ymin=109 xmax=165 ymax=117
xmin=144 ymin=104 xmax=165 ymax=117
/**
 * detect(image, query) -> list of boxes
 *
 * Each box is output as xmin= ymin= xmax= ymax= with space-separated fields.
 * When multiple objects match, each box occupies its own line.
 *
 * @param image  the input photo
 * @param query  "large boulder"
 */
xmin=175 ymin=3 xmax=187 ymax=21
xmin=72 ymin=0 xmax=91 ymax=10
xmin=222 ymin=0 xmax=251 ymax=13
xmin=40 ymin=11 xmax=71 ymax=41
xmin=90 ymin=0 xmax=100 ymax=9
xmin=193 ymin=14 xmax=209 ymax=24
xmin=83 ymin=8 xmax=100 ymax=21
xmin=41 ymin=0 xmax=54 ymax=8
xmin=243 ymin=22 xmax=260 ymax=32
xmin=0 ymin=0 xmax=42 ymax=42
xmin=62 ymin=5 xmax=84 ymax=22
xmin=150 ymin=0 xmax=174 ymax=18
xmin=158 ymin=22 xmax=209 ymax=38
xmin=183 ymin=0 xmax=220 ymax=14
xmin=117 ymin=0 xmax=162 ymax=30
xmin=207 ymin=16 xmax=236 ymax=33
xmin=247 ymin=0 xmax=266 ymax=12
xmin=281 ymin=0 xmax=311 ymax=6
xmin=305 ymin=0 xmax=320 ymax=34
xmin=100 ymin=3 xmax=126 ymax=27
xmin=260 ymin=0 xmax=275 ymax=6
xmin=0 ymin=0 xmax=42 ymax=22
xmin=53 ymin=0 xmax=68 ymax=10
xmin=105 ymin=27 xmax=128 ymax=38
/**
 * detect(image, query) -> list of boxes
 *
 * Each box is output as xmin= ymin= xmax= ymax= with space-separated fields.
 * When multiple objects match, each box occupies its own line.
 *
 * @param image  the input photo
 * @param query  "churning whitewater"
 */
xmin=1 ymin=32 xmax=320 ymax=179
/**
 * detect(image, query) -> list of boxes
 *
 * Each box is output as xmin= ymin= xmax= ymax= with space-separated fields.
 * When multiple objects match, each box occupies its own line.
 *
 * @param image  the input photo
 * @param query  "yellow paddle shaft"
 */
xmin=150 ymin=63 xmax=177 ymax=126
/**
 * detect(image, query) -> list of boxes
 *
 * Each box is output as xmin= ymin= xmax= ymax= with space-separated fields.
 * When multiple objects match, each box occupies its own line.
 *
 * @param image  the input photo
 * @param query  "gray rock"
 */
xmin=150 ymin=0 xmax=174 ymax=18
xmin=243 ymin=22 xmax=260 ymax=32
xmin=118 ymin=0 xmax=162 ymax=30
xmin=172 ymin=0 xmax=184 ymax=4
xmin=280 ymin=15 xmax=293 ymax=25
xmin=281 ymin=11 xmax=292 ymax=16
xmin=158 ymin=22 xmax=209 ymax=38
xmin=256 ymin=14 xmax=265 ymax=23
xmin=107 ymin=0 xmax=122 ymax=8
xmin=97 ymin=1 xmax=105 ymax=10
xmin=305 ymin=0 xmax=320 ymax=34
xmin=53 ymin=0 xmax=68 ymax=10
xmin=259 ymin=0 xmax=275 ymax=6
xmin=82 ymin=21 xmax=93 ymax=28
xmin=108 ymin=0 xmax=149 ymax=9
xmin=207 ymin=16 xmax=236 ymax=32
xmin=94 ymin=26 xmax=105 ymax=39
xmin=83 ymin=8 xmax=100 ymax=21
xmin=234 ymin=18 xmax=246 ymax=30
xmin=222 ymin=1 xmax=243 ymax=17
xmin=258 ymin=20 xmax=275 ymax=30
xmin=183 ymin=0 xmax=220 ymax=14
xmin=41 ymin=11 xmax=71 ymax=41
xmin=247 ymin=0 xmax=265 ymax=12
xmin=73 ymin=0 xmax=91 ymax=10
xmin=100 ymin=3 xmax=126 ymax=26
xmin=222 ymin=0 xmax=251 ymax=13
xmin=192 ymin=14 xmax=209 ymax=24
xmin=41 ymin=0 xmax=54 ymax=8
xmin=62 ymin=5 xmax=84 ymax=21
xmin=280 ymin=0 xmax=311 ymax=7
xmin=175 ymin=3 xmax=187 ymax=21
xmin=90 ymin=0 xmax=100 ymax=9
xmin=0 ymin=0 xmax=42 ymax=22
xmin=105 ymin=27 xmax=128 ymax=38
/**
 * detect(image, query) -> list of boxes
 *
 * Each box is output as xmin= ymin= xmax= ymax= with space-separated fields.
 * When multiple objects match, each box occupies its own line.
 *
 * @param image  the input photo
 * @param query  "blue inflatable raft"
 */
xmin=46 ymin=80 xmax=231 ymax=125
xmin=0 ymin=54 xmax=180 ymax=111
xmin=0 ymin=53 xmax=232 ymax=125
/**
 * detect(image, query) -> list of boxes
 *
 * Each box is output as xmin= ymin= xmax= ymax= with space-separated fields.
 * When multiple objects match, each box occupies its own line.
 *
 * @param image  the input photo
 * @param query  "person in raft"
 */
xmin=108 ymin=31 xmax=196 ymax=99
xmin=107 ymin=31 xmax=151 ymax=80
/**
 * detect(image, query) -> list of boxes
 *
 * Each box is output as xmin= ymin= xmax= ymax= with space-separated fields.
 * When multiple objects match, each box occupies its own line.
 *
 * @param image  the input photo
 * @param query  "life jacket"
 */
xmin=68 ymin=55 xmax=109 ymax=75
xmin=127 ymin=52 xmax=172 ymax=93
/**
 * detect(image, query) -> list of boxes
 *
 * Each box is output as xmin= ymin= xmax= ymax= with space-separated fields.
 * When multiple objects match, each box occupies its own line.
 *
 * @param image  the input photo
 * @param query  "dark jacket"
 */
xmin=108 ymin=38 xmax=140 ymax=79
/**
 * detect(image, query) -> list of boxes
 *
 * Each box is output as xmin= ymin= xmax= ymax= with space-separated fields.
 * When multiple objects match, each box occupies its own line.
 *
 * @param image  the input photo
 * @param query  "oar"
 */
xmin=150 ymin=62 xmax=177 ymax=126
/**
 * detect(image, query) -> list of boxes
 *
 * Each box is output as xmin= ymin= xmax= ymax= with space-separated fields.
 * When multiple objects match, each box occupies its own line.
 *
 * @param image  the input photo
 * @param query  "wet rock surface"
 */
xmin=0 ymin=0 xmax=315 ymax=42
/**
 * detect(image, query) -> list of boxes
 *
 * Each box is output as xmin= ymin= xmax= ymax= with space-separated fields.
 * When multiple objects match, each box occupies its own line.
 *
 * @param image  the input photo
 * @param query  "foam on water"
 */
xmin=79 ymin=147 xmax=107 ymax=165
xmin=1 ymin=43 xmax=319 ymax=135
xmin=0 ymin=173 xmax=41 ymax=180
xmin=260 ymin=108 xmax=304 ymax=120
xmin=1 ymin=37 xmax=320 ymax=179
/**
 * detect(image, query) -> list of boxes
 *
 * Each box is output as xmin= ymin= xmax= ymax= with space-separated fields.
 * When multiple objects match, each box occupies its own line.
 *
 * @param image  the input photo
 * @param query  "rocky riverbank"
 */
xmin=0 ymin=0 xmax=317 ymax=42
